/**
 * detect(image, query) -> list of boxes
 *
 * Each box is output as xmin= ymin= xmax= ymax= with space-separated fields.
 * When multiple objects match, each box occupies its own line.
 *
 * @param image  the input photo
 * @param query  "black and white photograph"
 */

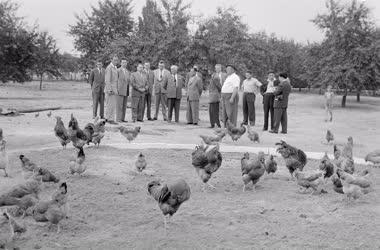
xmin=1 ymin=0 xmax=380 ymax=249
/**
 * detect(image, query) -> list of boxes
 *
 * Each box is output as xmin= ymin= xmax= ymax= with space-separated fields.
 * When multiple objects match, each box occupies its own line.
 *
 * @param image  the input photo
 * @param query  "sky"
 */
xmin=16 ymin=0 xmax=380 ymax=54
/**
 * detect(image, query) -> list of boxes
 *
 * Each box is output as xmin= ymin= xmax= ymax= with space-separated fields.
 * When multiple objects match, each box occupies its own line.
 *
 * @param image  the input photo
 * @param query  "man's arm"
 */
xmin=273 ymin=82 xmax=284 ymax=96
xmin=197 ymin=78 xmax=203 ymax=95
xmin=230 ymin=87 xmax=238 ymax=103
xmin=89 ymin=70 xmax=94 ymax=87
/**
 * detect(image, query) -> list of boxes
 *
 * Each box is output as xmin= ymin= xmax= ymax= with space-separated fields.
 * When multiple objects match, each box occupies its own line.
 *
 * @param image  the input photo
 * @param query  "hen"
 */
xmin=226 ymin=121 xmax=246 ymax=141
xmin=294 ymin=169 xmax=323 ymax=194
xmin=19 ymin=154 xmax=38 ymax=176
xmin=35 ymin=167 xmax=60 ymax=183
xmin=326 ymin=130 xmax=334 ymax=144
xmin=68 ymin=114 xmax=87 ymax=149
xmin=213 ymin=128 xmax=227 ymax=137
xmin=91 ymin=118 xmax=106 ymax=147
xmin=319 ymin=152 xmax=335 ymax=179
xmin=47 ymin=111 xmax=52 ymax=118
xmin=240 ymin=152 xmax=266 ymax=191
xmin=334 ymin=144 xmax=355 ymax=174
xmin=0 ymin=139 xmax=9 ymax=177
xmin=0 ymin=128 xmax=3 ymax=141
xmin=276 ymin=140 xmax=307 ymax=177
xmin=54 ymin=116 xmax=71 ymax=149
xmin=191 ymin=144 xmax=223 ymax=190
xmin=365 ymin=150 xmax=380 ymax=167
xmin=3 ymin=211 xmax=26 ymax=239
xmin=265 ymin=154 xmax=277 ymax=176
xmin=199 ymin=134 xmax=225 ymax=145
xmin=331 ymin=175 xmax=344 ymax=194
xmin=135 ymin=152 xmax=147 ymax=172
xmin=83 ymin=122 xmax=95 ymax=145
xmin=342 ymin=136 xmax=354 ymax=159
xmin=247 ymin=125 xmax=260 ymax=143
xmin=119 ymin=126 xmax=141 ymax=143
xmin=69 ymin=147 xmax=86 ymax=176
xmin=147 ymin=179 xmax=190 ymax=230
xmin=0 ymin=179 xmax=41 ymax=207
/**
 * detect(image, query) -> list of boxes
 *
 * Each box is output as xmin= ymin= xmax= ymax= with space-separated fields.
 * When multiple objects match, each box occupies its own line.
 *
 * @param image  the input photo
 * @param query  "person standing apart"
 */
xmin=241 ymin=71 xmax=262 ymax=126
xmin=270 ymin=73 xmax=291 ymax=134
xmin=153 ymin=60 xmax=170 ymax=121
xmin=131 ymin=63 xmax=148 ymax=122
xmin=104 ymin=55 xmax=119 ymax=124
xmin=115 ymin=59 xmax=130 ymax=123
xmin=89 ymin=60 xmax=105 ymax=119
xmin=261 ymin=72 xmax=277 ymax=131
xmin=324 ymin=84 xmax=334 ymax=122
xmin=221 ymin=65 xmax=240 ymax=127
xmin=208 ymin=64 xmax=225 ymax=128
xmin=144 ymin=62 xmax=154 ymax=121
xmin=166 ymin=65 xmax=184 ymax=123
xmin=186 ymin=67 xmax=203 ymax=125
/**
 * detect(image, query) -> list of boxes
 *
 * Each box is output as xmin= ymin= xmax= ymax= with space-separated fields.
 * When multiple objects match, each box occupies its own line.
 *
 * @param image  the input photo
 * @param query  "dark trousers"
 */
xmin=263 ymin=93 xmax=275 ymax=130
xmin=154 ymin=93 xmax=167 ymax=120
xmin=132 ymin=95 xmax=145 ymax=121
xmin=273 ymin=108 xmax=287 ymax=133
xmin=209 ymin=102 xmax=220 ymax=127
xmin=186 ymin=100 xmax=199 ymax=124
xmin=168 ymin=98 xmax=181 ymax=122
xmin=116 ymin=95 xmax=128 ymax=122
xmin=242 ymin=92 xmax=256 ymax=125
xmin=144 ymin=92 xmax=152 ymax=119
xmin=92 ymin=90 xmax=104 ymax=118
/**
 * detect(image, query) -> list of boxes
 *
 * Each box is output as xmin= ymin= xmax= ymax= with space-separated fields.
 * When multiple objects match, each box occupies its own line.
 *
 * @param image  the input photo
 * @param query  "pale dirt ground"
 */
xmin=0 ymin=81 xmax=380 ymax=249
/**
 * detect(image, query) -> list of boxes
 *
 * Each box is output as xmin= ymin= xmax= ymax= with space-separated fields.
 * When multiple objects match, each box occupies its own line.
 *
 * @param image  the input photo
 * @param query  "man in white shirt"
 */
xmin=221 ymin=65 xmax=240 ymax=127
xmin=261 ymin=72 xmax=277 ymax=131
xmin=241 ymin=71 xmax=262 ymax=126
xmin=104 ymin=55 xmax=119 ymax=124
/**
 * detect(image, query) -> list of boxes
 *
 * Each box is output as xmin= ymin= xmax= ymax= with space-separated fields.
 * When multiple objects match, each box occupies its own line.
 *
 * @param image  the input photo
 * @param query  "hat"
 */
xmin=159 ymin=60 xmax=165 ymax=64
xmin=226 ymin=64 xmax=236 ymax=71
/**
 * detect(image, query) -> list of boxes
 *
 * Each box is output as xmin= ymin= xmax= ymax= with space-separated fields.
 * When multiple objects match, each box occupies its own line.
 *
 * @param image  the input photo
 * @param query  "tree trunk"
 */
xmin=319 ymin=88 xmax=322 ymax=95
xmin=341 ymin=88 xmax=347 ymax=107
xmin=39 ymin=75 xmax=43 ymax=90
xmin=356 ymin=91 xmax=360 ymax=102
xmin=298 ymin=87 xmax=301 ymax=92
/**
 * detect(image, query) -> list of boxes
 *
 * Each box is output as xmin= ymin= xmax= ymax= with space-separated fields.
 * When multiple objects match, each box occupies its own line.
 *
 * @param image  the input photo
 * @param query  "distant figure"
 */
xmin=166 ymin=65 xmax=184 ymax=123
xmin=105 ymin=55 xmax=119 ymax=124
xmin=131 ymin=63 xmax=148 ymax=122
xmin=270 ymin=73 xmax=291 ymax=134
xmin=153 ymin=60 xmax=170 ymax=121
xmin=261 ymin=72 xmax=277 ymax=131
xmin=221 ymin=65 xmax=240 ymax=127
xmin=89 ymin=60 xmax=105 ymax=119
xmin=116 ymin=59 xmax=130 ymax=123
xmin=241 ymin=70 xmax=262 ymax=126
xmin=186 ymin=67 xmax=203 ymax=125
xmin=208 ymin=64 xmax=226 ymax=128
xmin=324 ymin=84 xmax=334 ymax=122
xmin=144 ymin=62 xmax=154 ymax=121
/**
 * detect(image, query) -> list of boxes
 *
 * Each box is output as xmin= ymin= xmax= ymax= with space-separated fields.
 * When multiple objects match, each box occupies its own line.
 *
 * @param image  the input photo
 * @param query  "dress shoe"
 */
xmin=164 ymin=118 xmax=167 ymax=121
xmin=187 ymin=122 xmax=193 ymax=125
xmin=137 ymin=120 xmax=144 ymax=122
xmin=193 ymin=123 xmax=198 ymax=126
xmin=269 ymin=130 xmax=278 ymax=134
xmin=153 ymin=117 xmax=157 ymax=120
xmin=242 ymin=122 xmax=248 ymax=125
xmin=281 ymin=131 xmax=287 ymax=134
xmin=148 ymin=118 xmax=153 ymax=121
xmin=209 ymin=126 xmax=215 ymax=129
xmin=107 ymin=120 xmax=118 ymax=125
xmin=263 ymin=128 xmax=268 ymax=131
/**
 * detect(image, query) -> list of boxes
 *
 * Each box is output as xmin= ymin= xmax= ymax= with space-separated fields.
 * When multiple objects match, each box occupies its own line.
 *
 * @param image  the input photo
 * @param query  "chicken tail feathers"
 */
xmin=158 ymin=185 xmax=170 ymax=203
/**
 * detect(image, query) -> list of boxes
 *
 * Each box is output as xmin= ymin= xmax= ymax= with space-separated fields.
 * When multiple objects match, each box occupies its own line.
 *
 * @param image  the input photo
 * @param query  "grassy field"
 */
xmin=0 ymin=81 xmax=380 ymax=249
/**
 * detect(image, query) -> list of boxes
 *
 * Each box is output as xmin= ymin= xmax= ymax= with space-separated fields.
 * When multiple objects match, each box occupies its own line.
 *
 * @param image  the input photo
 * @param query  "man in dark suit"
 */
xmin=270 ymin=73 xmax=291 ymax=134
xmin=144 ymin=62 xmax=154 ymax=121
xmin=89 ymin=60 xmax=105 ymax=119
xmin=186 ymin=67 xmax=203 ymax=125
xmin=208 ymin=64 xmax=225 ymax=128
xmin=166 ymin=65 xmax=184 ymax=123
xmin=260 ymin=72 xmax=278 ymax=131
xmin=116 ymin=59 xmax=130 ymax=122
xmin=131 ymin=63 xmax=148 ymax=122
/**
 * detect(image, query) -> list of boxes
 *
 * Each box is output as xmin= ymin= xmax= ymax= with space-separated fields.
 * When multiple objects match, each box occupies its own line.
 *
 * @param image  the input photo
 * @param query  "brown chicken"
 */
xmin=213 ymin=128 xmax=227 ymax=137
xmin=0 ymin=139 xmax=9 ymax=177
xmin=135 ymin=152 xmax=147 ymax=172
xmin=276 ymin=140 xmax=307 ymax=177
xmin=294 ymin=169 xmax=323 ymax=194
xmin=199 ymin=134 xmax=225 ymax=145
xmin=240 ymin=152 xmax=266 ymax=191
xmin=19 ymin=154 xmax=38 ymax=173
xmin=0 ymin=128 xmax=3 ymax=141
xmin=69 ymin=147 xmax=86 ymax=175
xmin=3 ymin=211 xmax=26 ymax=239
xmin=35 ymin=167 xmax=60 ymax=183
xmin=265 ymin=154 xmax=277 ymax=176
xmin=147 ymin=179 xmax=190 ymax=230
xmin=247 ymin=125 xmax=260 ymax=143
xmin=331 ymin=174 xmax=344 ymax=194
xmin=119 ymin=126 xmax=141 ymax=143
xmin=191 ymin=144 xmax=223 ymax=190
xmin=365 ymin=150 xmax=380 ymax=167
xmin=83 ymin=123 xmax=95 ymax=145
xmin=226 ymin=121 xmax=246 ymax=141
xmin=91 ymin=119 xmax=106 ymax=147
xmin=319 ymin=152 xmax=335 ymax=179
xmin=54 ymin=116 xmax=71 ymax=149
xmin=68 ymin=114 xmax=87 ymax=149
xmin=0 ymin=179 xmax=41 ymax=205
xmin=334 ymin=144 xmax=355 ymax=174
xmin=342 ymin=136 xmax=354 ymax=159
xmin=326 ymin=130 xmax=334 ymax=144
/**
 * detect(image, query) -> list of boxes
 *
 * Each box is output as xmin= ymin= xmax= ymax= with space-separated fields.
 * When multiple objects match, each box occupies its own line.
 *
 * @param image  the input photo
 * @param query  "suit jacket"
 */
xmin=166 ymin=74 xmax=184 ymax=99
xmin=131 ymin=71 xmax=148 ymax=97
xmin=105 ymin=63 xmax=118 ymax=94
xmin=89 ymin=67 xmax=105 ymax=92
xmin=117 ymin=68 xmax=130 ymax=96
xmin=209 ymin=72 xmax=227 ymax=103
xmin=273 ymin=79 xmax=291 ymax=108
xmin=187 ymin=75 xmax=203 ymax=101
xmin=145 ymin=69 xmax=154 ymax=94
xmin=153 ymin=68 xmax=170 ymax=95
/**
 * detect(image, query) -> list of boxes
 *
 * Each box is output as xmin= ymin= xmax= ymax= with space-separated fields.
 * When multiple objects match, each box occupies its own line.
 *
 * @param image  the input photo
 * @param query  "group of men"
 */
xmin=89 ymin=55 xmax=291 ymax=133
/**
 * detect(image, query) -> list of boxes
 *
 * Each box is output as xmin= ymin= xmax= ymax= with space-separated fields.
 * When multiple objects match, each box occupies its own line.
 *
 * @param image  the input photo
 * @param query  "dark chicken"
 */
xmin=226 ymin=121 xmax=246 ymax=141
xmin=275 ymin=140 xmax=307 ymax=177
xmin=54 ymin=116 xmax=70 ymax=149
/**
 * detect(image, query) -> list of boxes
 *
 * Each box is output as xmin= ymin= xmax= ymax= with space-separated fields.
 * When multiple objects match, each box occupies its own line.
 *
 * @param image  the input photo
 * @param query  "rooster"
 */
xmin=247 ymin=125 xmax=260 ymax=143
xmin=54 ymin=116 xmax=71 ymax=149
xmin=68 ymin=113 xmax=87 ymax=148
xmin=119 ymin=126 xmax=141 ymax=143
xmin=226 ymin=121 xmax=246 ymax=141
xmin=91 ymin=118 xmax=106 ymax=147
xmin=275 ymin=140 xmax=307 ymax=177
xmin=147 ymin=179 xmax=190 ymax=230
xmin=191 ymin=144 xmax=222 ymax=191
xmin=240 ymin=152 xmax=266 ymax=191
xmin=0 ymin=139 xmax=8 ymax=177
xmin=69 ymin=147 xmax=86 ymax=176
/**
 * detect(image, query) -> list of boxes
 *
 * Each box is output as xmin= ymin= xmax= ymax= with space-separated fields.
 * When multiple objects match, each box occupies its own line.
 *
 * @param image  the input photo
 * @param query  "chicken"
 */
xmin=35 ymin=112 xmax=39 ymax=118
xmin=19 ymin=154 xmax=38 ymax=173
xmin=247 ymin=125 xmax=260 ymax=143
xmin=199 ymin=134 xmax=224 ymax=145
xmin=339 ymin=171 xmax=372 ymax=201
xmin=337 ymin=169 xmax=371 ymax=190
xmin=276 ymin=140 xmax=307 ymax=177
xmin=240 ymin=152 xmax=266 ymax=191
xmin=326 ymin=130 xmax=334 ymax=144
xmin=0 ymin=179 xmax=41 ymax=205
xmin=226 ymin=121 xmax=246 ymax=141
xmin=3 ymin=211 xmax=26 ymax=239
xmin=0 ymin=139 xmax=9 ymax=177
xmin=135 ymin=152 xmax=147 ymax=172
xmin=331 ymin=175 xmax=344 ymax=194
xmin=68 ymin=113 xmax=87 ymax=148
xmin=69 ymin=147 xmax=86 ymax=175
xmin=118 ymin=126 xmax=141 ymax=143
xmin=294 ymin=169 xmax=323 ymax=194
xmin=54 ymin=116 xmax=71 ymax=149
xmin=319 ymin=152 xmax=335 ymax=179
xmin=342 ymin=136 xmax=354 ymax=159
xmin=83 ymin=122 xmax=95 ymax=145
xmin=265 ymin=154 xmax=277 ymax=176
xmin=35 ymin=167 xmax=60 ymax=183
xmin=365 ymin=150 xmax=380 ymax=167
xmin=333 ymin=144 xmax=355 ymax=174
xmin=191 ymin=144 xmax=223 ymax=190
xmin=91 ymin=119 xmax=106 ymax=147
xmin=47 ymin=111 xmax=52 ymax=118
xmin=147 ymin=179 xmax=190 ymax=230
xmin=333 ymin=144 xmax=341 ymax=160
xmin=213 ymin=128 xmax=227 ymax=137
xmin=0 ymin=128 xmax=3 ymax=141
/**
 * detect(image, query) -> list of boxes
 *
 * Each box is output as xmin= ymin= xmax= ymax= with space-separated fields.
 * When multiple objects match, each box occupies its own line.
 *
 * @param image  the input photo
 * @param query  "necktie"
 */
xmin=173 ymin=75 xmax=177 ymax=87
xmin=160 ymin=70 xmax=163 ymax=81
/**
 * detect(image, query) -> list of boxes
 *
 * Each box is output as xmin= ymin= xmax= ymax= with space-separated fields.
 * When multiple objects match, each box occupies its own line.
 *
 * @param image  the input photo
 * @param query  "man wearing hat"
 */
xmin=221 ymin=64 xmax=240 ymax=126
xmin=270 ymin=72 xmax=291 ymax=134
xmin=153 ymin=60 xmax=170 ymax=121
xmin=186 ymin=67 xmax=203 ymax=125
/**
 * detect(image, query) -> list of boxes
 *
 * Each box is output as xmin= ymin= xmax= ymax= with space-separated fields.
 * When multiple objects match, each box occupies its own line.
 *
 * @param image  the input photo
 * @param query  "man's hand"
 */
xmin=229 ymin=97 xmax=234 ymax=104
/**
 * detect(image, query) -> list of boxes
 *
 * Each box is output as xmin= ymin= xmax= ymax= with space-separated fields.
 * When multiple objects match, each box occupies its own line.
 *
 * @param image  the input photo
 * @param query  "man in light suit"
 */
xmin=131 ymin=63 xmax=148 ymax=122
xmin=105 ymin=55 xmax=119 ymax=124
xmin=153 ymin=60 xmax=170 ymax=121
xmin=89 ymin=60 xmax=105 ymax=119
xmin=209 ymin=64 xmax=226 ymax=128
xmin=166 ymin=65 xmax=184 ymax=123
xmin=116 ymin=59 xmax=130 ymax=122
xmin=144 ymin=62 xmax=154 ymax=121
xmin=186 ymin=67 xmax=203 ymax=125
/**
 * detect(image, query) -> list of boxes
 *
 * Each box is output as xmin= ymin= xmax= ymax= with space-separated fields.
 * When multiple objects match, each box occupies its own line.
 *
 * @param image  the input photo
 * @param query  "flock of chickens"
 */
xmin=0 ymin=113 xmax=380 ymax=243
